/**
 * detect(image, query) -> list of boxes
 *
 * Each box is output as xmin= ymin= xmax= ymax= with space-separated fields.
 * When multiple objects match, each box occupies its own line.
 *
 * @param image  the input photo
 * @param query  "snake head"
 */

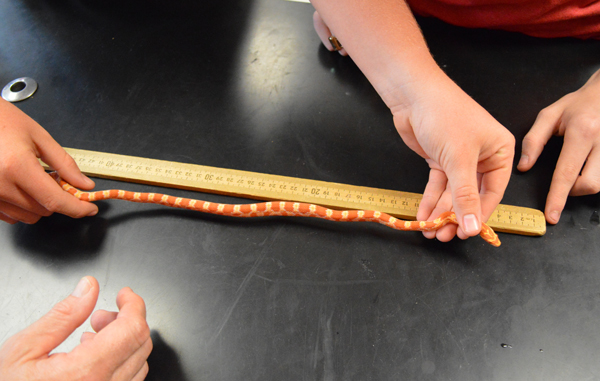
xmin=48 ymin=171 xmax=62 ymax=184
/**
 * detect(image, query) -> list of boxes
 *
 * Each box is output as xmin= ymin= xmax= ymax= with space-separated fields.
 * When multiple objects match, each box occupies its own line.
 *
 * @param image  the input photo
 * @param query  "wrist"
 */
xmin=377 ymin=64 xmax=454 ymax=115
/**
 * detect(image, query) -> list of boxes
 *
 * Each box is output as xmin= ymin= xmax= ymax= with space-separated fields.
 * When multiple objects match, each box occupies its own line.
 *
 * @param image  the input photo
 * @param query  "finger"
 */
xmin=68 ymin=289 xmax=150 ymax=380
xmin=473 ymin=159 xmax=513 ymax=237
xmin=90 ymin=310 xmax=118 ymax=333
xmin=80 ymin=331 xmax=95 ymax=344
xmin=0 ymin=199 xmax=44 ymax=224
xmin=313 ymin=11 xmax=333 ymax=51
xmin=545 ymin=130 xmax=592 ymax=224
xmin=421 ymin=199 xmax=451 ymax=240
xmin=571 ymin=147 xmax=600 ymax=196
xmin=15 ymin=276 xmax=99 ymax=359
xmin=518 ymin=106 xmax=562 ymax=172
xmin=81 ymin=288 xmax=150 ymax=365
xmin=116 ymin=287 xmax=148 ymax=321
xmin=444 ymin=154 xmax=482 ymax=237
xmin=312 ymin=11 xmax=348 ymax=56
xmin=0 ymin=177 xmax=53 ymax=217
xmin=0 ymin=211 xmax=18 ymax=224
xmin=418 ymin=168 xmax=453 ymax=240
xmin=418 ymin=168 xmax=447 ymax=221
xmin=17 ymin=158 xmax=98 ymax=219
xmin=131 ymin=362 xmax=150 ymax=381
xmin=31 ymin=128 xmax=95 ymax=191
xmin=428 ymin=203 xmax=457 ymax=242
xmin=71 ymin=334 xmax=151 ymax=381
xmin=111 ymin=340 xmax=153 ymax=381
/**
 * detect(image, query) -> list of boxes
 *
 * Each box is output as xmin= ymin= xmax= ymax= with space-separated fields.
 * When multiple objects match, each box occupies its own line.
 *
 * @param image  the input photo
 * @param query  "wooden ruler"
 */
xmin=43 ymin=148 xmax=546 ymax=236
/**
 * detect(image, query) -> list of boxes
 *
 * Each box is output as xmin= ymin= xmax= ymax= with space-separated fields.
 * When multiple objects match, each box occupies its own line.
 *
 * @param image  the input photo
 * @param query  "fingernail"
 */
xmin=518 ymin=154 xmax=529 ymax=167
xmin=463 ymin=214 xmax=480 ymax=234
xmin=550 ymin=211 xmax=560 ymax=223
xmin=72 ymin=277 xmax=92 ymax=298
xmin=87 ymin=209 xmax=98 ymax=217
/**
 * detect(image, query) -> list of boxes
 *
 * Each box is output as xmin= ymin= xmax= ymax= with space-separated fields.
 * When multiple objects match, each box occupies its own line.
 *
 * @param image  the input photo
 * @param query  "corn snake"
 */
xmin=51 ymin=173 xmax=500 ymax=246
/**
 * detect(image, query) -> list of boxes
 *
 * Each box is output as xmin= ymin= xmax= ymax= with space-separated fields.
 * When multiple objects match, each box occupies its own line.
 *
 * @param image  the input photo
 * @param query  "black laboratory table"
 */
xmin=1 ymin=1 xmax=599 ymax=380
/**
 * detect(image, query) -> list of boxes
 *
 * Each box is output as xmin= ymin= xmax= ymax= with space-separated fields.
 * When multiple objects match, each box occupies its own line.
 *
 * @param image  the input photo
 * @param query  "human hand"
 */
xmin=0 ymin=98 xmax=98 ymax=224
xmin=309 ymin=0 xmax=514 ymax=242
xmin=518 ymin=69 xmax=600 ymax=224
xmin=389 ymin=71 xmax=515 ymax=242
xmin=0 ymin=276 xmax=152 ymax=381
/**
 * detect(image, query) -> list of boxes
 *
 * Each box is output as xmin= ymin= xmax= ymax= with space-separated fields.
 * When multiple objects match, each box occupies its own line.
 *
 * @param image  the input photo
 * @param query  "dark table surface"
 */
xmin=1 ymin=1 xmax=600 ymax=380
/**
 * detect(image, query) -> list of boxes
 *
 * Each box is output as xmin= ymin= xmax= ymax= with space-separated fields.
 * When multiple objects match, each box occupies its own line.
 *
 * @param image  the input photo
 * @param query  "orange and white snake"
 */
xmin=51 ymin=173 xmax=500 ymax=246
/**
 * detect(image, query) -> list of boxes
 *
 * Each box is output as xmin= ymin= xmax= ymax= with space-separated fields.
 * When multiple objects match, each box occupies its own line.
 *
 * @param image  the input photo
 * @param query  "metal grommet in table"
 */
xmin=2 ymin=77 xmax=38 ymax=102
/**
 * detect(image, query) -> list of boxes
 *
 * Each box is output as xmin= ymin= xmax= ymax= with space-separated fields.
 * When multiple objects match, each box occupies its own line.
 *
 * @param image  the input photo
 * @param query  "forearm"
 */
xmin=310 ymin=0 xmax=443 ymax=107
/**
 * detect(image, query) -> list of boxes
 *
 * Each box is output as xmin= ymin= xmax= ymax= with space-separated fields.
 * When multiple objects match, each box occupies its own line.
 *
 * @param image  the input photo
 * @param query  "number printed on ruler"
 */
xmin=69 ymin=151 xmax=421 ymax=212
xmin=492 ymin=208 xmax=541 ymax=228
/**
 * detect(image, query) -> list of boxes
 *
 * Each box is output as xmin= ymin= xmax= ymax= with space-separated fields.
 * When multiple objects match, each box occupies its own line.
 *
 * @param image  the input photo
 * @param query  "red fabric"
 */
xmin=406 ymin=0 xmax=600 ymax=39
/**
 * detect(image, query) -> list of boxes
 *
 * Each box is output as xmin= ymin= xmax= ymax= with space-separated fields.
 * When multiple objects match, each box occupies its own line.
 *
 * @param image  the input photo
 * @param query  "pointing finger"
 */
xmin=518 ymin=106 xmax=562 ymax=172
xmin=570 ymin=147 xmax=600 ymax=196
xmin=545 ymin=128 xmax=592 ymax=223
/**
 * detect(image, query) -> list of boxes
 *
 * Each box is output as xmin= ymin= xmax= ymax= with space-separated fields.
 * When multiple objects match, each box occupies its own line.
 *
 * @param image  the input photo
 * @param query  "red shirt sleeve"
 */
xmin=406 ymin=0 xmax=600 ymax=39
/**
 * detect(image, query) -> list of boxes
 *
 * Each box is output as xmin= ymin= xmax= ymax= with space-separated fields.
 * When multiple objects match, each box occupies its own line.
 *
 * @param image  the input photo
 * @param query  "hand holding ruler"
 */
xmin=43 ymin=148 xmax=546 ymax=236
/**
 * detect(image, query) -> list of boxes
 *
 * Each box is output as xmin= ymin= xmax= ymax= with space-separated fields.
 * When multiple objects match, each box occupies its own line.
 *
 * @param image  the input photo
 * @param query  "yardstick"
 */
xmin=42 ymin=148 xmax=545 ymax=236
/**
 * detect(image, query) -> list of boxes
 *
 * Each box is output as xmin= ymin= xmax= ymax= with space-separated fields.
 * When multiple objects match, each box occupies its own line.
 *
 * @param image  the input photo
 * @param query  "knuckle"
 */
xmin=69 ymin=207 xmax=91 ymax=219
xmin=568 ymin=114 xmax=600 ymax=139
xmin=554 ymin=163 xmax=581 ymax=182
xmin=500 ymin=135 xmax=516 ymax=159
xmin=82 ymin=357 xmax=112 ymax=381
xmin=0 ymin=154 xmax=22 ymax=180
xmin=50 ymin=299 xmax=76 ymax=320
xmin=522 ymin=134 xmax=543 ymax=149
xmin=452 ymin=185 xmax=479 ymax=206
xmin=506 ymin=133 xmax=516 ymax=149
xmin=39 ymin=194 xmax=62 ymax=213
xmin=500 ymin=128 xmax=516 ymax=144
xmin=578 ymin=178 xmax=600 ymax=195
xmin=536 ymin=107 xmax=556 ymax=122
xmin=51 ymin=150 xmax=78 ymax=173
xmin=76 ymin=370 xmax=103 ymax=381
xmin=129 ymin=318 xmax=151 ymax=347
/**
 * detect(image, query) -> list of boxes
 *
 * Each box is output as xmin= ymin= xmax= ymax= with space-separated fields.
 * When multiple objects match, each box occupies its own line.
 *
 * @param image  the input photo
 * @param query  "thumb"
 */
xmin=446 ymin=157 xmax=482 ymax=237
xmin=17 ymin=276 xmax=99 ymax=359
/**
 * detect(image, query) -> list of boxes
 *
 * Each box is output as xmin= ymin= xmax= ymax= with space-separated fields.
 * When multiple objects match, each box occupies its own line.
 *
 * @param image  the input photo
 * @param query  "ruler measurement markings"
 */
xmin=44 ymin=148 xmax=546 ymax=236
xmin=86 ymin=153 xmax=498 ymax=212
